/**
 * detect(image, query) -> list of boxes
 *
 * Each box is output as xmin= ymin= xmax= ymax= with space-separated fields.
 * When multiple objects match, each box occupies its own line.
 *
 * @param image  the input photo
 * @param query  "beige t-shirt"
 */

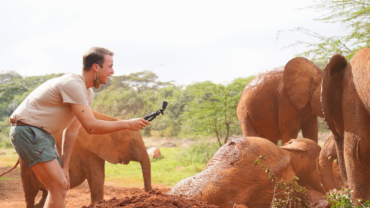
xmin=10 ymin=73 xmax=94 ymax=134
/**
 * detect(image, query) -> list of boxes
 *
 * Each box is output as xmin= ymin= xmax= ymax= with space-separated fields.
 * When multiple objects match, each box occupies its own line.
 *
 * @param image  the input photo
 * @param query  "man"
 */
xmin=9 ymin=47 xmax=150 ymax=208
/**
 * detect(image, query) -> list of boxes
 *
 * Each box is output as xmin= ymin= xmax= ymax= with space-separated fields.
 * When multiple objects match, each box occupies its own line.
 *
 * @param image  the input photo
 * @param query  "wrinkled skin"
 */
xmin=168 ymin=137 xmax=323 ymax=208
xmin=237 ymin=57 xmax=323 ymax=145
xmin=321 ymin=48 xmax=370 ymax=202
xmin=20 ymin=111 xmax=151 ymax=208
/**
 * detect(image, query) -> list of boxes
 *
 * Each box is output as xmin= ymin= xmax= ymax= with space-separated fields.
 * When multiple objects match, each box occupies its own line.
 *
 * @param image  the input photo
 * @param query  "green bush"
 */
xmin=255 ymin=155 xmax=309 ymax=208
xmin=178 ymin=139 xmax=220 ymax=165
xmin=326 ymin=188 xmax=370 ymax=208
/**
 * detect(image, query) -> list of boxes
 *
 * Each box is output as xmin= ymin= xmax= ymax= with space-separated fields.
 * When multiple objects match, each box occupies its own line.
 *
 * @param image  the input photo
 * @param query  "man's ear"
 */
xmin=92 ymin=63 xmax=99 ymax=72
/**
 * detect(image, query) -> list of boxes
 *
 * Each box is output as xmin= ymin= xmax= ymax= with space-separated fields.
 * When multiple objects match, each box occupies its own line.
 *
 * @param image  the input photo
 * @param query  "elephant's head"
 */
xmin=283 ymin=57 xmax=323 ymax=117
xmin=77 ymin=111 xmax=152 ymax=192
xmin=318 ymin=132 xmax=338 ymax=192
xmin=281 ymin=138 xmax=323 ymax=192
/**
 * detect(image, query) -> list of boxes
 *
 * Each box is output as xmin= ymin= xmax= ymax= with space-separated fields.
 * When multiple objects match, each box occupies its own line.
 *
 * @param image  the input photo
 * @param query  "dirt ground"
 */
xmin=83 ymin=190 xmax=221 ymax=208
xmin=0 ymin=165 xmax=172 ymax=208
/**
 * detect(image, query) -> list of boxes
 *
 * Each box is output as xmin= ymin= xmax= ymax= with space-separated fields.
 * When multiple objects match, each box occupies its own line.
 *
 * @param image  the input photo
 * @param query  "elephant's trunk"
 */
xmin=140 ymin=152 xmax=152 ymax=192
xmin=318 ymin=149 xmax=336 ymax=192
xmin=318 ymin=133 xmax=337 ymax=192
xmin=334 ymin=136 xmax=348 ymax=184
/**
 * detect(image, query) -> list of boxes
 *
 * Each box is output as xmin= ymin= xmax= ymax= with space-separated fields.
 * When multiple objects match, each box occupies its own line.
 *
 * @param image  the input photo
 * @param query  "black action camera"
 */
xmin=143 ymin=101 xmax=168 ymax=121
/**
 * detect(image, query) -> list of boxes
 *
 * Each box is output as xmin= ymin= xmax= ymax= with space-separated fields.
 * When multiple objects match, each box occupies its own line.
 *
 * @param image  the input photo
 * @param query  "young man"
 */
xmin=9 ymin=47 xmax=150 ymax=208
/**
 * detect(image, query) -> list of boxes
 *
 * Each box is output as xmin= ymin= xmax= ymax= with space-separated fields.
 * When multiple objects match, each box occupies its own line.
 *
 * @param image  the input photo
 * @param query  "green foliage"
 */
xmin=326 ymin=188 xmax=370 ymax=208
xmin=181 ymin=77 xmax=254 ymax=146
xmin=0 ymin=72 xmax=64 ymax=117
xmin=92 ymin=71 xmax=183 ymax=137
xmin=254 ymin=155 xmax=309 ymax=208
xmin=179 ymin=139 xmax=220 ymax=165
xmin=0 ymin=69 xmax=251 ymax=140
xmin=0 ymin=72 xmax=64 ymax=147
xmin=278 ymin=0 xmax=370 ymax=62
xmin=0 ymin=117 xmax=12 ymax=148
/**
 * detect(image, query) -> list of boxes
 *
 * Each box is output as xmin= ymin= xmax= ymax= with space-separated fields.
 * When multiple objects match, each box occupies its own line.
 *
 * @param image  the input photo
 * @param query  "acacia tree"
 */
xmin=278 ymin=0 xmax=370 ymax=61
xmin=182 ymin=77 xmax=254 ymax=147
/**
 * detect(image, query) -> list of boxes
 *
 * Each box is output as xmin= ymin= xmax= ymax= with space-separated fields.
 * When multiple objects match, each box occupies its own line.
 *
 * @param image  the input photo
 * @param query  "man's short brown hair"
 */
xmin=82 ymin=47 xmax=114 ymax=71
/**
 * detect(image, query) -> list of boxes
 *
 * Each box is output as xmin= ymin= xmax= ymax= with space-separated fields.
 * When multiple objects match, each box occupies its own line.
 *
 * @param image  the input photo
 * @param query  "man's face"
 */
xmin=98 ymin=54 xmax=114 ymax=84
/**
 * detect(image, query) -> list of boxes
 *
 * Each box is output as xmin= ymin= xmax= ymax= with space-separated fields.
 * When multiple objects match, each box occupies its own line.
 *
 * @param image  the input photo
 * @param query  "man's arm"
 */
xmin=71 ymin=104 xmax=150 ymax=134
xmin=61 ymin=117 xmax=80 ymax=190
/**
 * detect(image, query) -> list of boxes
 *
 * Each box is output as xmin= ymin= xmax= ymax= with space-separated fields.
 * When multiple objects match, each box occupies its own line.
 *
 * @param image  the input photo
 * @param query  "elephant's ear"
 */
xmin=321 ymin=54 xmax=347 ymax=138
xmin=281 ymin=139 xmax=309 ymax=152
xmin=283 ymin=57 xmax=323 ymax=110
xmin=351 ymin=48 xmax=370 ymax=115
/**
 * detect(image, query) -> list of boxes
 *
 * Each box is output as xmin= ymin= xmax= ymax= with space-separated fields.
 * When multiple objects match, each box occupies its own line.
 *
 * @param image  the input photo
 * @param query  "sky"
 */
xmin=1 ymin=0 xmax=342 ymax=85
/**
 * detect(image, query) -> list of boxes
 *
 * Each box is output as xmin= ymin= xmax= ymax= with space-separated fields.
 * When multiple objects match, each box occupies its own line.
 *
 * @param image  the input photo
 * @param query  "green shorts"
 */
xmin=9 ymin=125 xmax=62 ymax=168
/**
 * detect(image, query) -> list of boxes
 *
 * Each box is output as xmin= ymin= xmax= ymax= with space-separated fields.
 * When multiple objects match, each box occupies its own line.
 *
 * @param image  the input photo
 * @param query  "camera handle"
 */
xmin=143 ymin=101 xmax=168 ymax=122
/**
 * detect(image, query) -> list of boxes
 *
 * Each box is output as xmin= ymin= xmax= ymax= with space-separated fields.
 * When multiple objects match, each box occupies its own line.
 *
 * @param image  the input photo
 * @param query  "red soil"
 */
xmin=82 ymin=190 xmax=219 ymax=208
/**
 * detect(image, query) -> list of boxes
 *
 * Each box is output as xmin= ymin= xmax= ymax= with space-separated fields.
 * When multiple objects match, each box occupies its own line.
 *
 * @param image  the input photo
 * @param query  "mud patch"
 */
xmin=82 ymin=190 xmax=218 ymax=208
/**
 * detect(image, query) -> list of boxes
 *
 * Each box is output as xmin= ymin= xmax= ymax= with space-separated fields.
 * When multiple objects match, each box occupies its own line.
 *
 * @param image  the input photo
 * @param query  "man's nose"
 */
xmin=111 ymin=68 xmax=114 ymax=74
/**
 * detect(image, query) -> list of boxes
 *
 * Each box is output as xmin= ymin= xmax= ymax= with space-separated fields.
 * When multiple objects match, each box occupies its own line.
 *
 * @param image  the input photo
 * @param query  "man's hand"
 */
xmin=129 ymin=118 xmax=151 ymax=131
xmin=61 ymin=166 xmax=70 ymax=190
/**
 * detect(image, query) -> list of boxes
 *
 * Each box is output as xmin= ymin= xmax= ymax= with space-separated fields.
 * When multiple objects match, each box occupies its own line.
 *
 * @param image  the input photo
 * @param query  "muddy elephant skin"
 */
xmin=237 ymin=57 xmax=323 ymax=144
xmin=20 ymin=111 xmax=152 ymax=208
xmin=168 ymin=137 xmax=322 ymax=208
xmin=321 ymin=48 xmax=370 ymax=201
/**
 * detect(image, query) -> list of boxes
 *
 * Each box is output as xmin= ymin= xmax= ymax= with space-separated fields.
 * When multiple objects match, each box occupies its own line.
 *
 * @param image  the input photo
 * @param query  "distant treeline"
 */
xmin=0 ymin=70 xmax=254 ymax=146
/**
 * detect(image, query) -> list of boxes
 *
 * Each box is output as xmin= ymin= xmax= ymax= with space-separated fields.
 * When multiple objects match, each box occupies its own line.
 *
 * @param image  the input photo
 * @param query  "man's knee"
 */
xmin=49 ymin=178 xmax=67 ymax=195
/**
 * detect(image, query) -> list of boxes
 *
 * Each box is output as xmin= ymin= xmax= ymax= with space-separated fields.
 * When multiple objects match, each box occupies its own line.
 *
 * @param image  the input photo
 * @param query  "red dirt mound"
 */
xmin=82 ymin=190 xmax=219 ymax=208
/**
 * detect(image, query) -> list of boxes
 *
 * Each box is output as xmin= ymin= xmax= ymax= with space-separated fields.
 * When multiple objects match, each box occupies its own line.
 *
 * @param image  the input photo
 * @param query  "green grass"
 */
xmin=105 ymin=147 xmax=210 ymax=187
xmin=0 ymin=148 xmax=18 ymax=166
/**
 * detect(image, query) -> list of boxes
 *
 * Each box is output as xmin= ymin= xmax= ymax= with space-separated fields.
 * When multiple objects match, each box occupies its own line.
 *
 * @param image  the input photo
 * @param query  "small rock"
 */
xmin=147 ymin=147 xmax=162 ymax=159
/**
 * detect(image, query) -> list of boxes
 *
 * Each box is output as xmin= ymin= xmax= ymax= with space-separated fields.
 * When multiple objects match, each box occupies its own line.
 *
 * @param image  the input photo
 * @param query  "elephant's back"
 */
xmin=241 ymin=68 xmax=284 ymax=96
xmin=238 ymin=69 xmax=283 ymax=114
xmin=168 ymin=137 xmax=290 ymax=207
xmin=237 ymin=69 xmax=284 ymax=139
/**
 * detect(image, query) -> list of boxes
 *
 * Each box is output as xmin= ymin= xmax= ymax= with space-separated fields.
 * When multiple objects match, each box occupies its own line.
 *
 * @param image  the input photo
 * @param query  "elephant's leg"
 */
xmin=279 ymin=120 xmax=300 ymax=145
xmin=301 ymin=114 xmax=318 ymax=143
xmin=278 ymin=98 xmax=301 ymax=145
xmin=240 ymin=113 xmax=260 ymax=137
xmin=20 ymin=160 xmax=39 ymax=208
xmin=342 ymin=83 xmax=370 ymax=201
xmin=34 ymin=190 xmax=48 ymax=208
xmin=83 ymin=156 xmax=105 ymax=203
xmin=344 ymin=131 xmax=370 ymax=202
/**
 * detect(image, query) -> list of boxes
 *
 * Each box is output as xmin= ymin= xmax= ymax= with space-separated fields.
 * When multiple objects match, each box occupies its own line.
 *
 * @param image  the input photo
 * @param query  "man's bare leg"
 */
xmin=31 ymin=159 xmax=67 ymax=208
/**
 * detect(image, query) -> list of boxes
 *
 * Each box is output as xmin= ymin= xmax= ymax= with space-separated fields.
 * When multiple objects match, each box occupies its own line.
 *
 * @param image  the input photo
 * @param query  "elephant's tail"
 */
xmin=0 ymin=158 xmax=19 ymax=177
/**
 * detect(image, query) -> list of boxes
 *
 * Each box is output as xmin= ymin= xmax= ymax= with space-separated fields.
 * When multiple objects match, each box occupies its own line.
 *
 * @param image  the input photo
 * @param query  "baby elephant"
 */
xmin=168 ymin=137 xmax=323 ymax=208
